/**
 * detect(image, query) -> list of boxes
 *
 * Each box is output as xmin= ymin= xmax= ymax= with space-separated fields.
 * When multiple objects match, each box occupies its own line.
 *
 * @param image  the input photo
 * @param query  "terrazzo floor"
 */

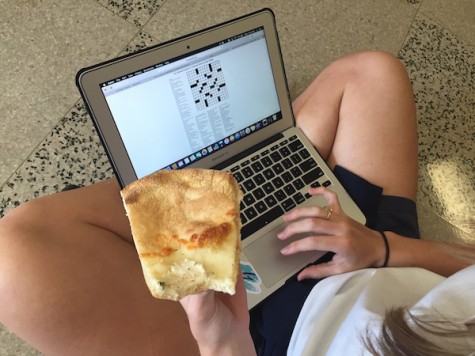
xmin=1 ymin=0 xmax=474 ymax=354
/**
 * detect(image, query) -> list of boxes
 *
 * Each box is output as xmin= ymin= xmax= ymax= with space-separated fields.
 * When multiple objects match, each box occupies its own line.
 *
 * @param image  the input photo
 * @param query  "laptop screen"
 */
xmin=100 ymin=27 xmax=282 ymax=179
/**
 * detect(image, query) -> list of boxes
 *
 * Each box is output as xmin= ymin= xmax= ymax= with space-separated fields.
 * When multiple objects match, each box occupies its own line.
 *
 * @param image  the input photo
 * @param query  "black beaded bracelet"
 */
xmin=378 ymin=231 xmax=390 ymax=268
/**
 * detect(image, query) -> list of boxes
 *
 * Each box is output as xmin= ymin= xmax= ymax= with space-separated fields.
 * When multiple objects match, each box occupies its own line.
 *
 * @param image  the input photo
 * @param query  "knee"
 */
xmin=340 ymin=50 xmax=410 ymax=83
xmin=0 ymin=200 xmax=47 ymax=294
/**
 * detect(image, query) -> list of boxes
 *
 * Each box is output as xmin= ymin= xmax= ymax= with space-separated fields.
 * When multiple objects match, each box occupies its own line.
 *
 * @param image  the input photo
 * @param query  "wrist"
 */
xmin=377 ymin=231 xmax=390 ymax=267
xmin=370 ymin=229 xmax=390 ymax=268
xmin=198 ymin=332 xmax=255 ymax=356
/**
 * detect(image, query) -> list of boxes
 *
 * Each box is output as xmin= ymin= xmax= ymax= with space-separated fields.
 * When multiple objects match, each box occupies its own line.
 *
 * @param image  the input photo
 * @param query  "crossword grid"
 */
xmin=186 ymin=60 xmax=229 ymax=110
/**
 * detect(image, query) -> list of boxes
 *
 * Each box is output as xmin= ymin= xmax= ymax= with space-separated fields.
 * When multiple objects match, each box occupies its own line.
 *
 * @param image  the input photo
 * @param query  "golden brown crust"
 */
xmin=120 ymin=168 xmax=242 ymax=300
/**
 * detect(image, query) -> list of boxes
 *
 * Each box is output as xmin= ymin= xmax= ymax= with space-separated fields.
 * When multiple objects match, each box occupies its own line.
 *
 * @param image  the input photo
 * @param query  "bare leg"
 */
xmin=294 ymin=51 xmax=418 ymax=200
xmin=0 ymin=179 xmax=199 ymax=355
xmin=0 ymin=51 xmax=417 ymax=355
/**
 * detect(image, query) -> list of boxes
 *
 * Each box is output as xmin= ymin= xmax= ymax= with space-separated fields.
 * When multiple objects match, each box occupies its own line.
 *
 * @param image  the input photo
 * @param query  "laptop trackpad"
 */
xmin=243 ymin=224 xmax=325 ymax=288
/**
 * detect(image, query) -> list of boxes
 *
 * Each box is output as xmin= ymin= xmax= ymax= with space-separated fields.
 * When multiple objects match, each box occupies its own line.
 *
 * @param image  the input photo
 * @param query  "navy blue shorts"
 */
xmin=249 ymin=165 xmax=420 ymax=356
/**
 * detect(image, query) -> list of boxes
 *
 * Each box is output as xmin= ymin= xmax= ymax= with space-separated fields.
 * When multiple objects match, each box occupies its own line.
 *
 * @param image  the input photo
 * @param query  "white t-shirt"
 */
xmin=288 ymin=265 xmax=475 ymax=355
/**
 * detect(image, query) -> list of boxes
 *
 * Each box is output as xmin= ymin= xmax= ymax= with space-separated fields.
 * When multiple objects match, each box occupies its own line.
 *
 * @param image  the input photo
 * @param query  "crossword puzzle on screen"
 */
xmin=186 ymin=60 xmax=229 ymax=110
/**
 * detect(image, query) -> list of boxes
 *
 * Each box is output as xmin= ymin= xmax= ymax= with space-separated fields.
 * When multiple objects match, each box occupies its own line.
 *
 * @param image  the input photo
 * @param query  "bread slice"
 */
xmin=120 ymin=169 xmax=242 ymax=301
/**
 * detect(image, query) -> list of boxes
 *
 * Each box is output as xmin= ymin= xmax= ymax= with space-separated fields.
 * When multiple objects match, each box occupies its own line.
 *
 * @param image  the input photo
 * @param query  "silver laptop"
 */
xmin=76 ymin=8 xmax=365 ymax=309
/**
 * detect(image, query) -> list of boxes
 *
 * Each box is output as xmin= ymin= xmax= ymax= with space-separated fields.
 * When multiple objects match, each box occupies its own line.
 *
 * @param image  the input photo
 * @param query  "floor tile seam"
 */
xmin=139 ymin=0 xmax=170 ymax=33
xmin=88 ymin=0 xmax=146 ymax=58
xmin=416 ymin=8 xmax=475 ymax=49
xmin=396 ymin=1 xmax=421 ymax=58
xmin=90 ymin=0 xmax=139 ymax=29
xmin=417 ymin=200 xmax=472 ymax=240
xmin=0 ymin=97 xmax=84 ymax=194
xmin=111 ymin=1 xmax=167 ymax=58
xmin=0 ymin=0 xmax=165 ymax=193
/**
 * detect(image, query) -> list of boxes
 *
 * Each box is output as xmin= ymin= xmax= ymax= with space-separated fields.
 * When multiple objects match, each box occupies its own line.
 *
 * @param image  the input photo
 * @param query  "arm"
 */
xmin=180 ymin=275 xmax=256 ymax=356
xmin=279 ymin=187 xmax=473 ymax=279
xmin=384 ymin=232 xmax=472 ymax=277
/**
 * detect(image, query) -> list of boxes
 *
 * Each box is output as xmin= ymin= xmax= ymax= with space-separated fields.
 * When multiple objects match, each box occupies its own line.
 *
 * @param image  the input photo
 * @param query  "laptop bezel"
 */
xmin=76 ymin=8 xmax=295 ymax=188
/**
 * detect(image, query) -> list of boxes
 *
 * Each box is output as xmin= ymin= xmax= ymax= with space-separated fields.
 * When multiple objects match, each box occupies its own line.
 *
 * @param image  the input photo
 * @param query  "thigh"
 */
xmin=293 ymin=51 xmax=418 ymax=201
xmin=0 ymin=179 xmax=199 ymax=355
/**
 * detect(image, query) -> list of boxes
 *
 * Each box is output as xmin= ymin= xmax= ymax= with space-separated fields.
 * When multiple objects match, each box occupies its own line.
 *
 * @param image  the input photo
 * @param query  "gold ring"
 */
xmin=323 ymin=206 xmax=333 ymax=220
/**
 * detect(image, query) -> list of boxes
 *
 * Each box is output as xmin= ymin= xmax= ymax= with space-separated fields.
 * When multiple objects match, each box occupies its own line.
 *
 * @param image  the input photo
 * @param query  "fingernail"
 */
xmin=280 ymin=246 xmax=288 ymax=254
xmin=277 ymin=232 xmax=283 ymax=239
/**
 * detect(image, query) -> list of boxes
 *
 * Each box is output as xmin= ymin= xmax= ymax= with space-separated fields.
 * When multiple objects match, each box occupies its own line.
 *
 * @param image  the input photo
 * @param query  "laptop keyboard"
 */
xmin=227 ymin=135 xmax=332 ymax=240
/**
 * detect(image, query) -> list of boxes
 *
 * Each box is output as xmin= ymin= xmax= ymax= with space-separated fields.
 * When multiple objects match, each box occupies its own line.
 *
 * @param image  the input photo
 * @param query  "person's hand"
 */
xmin=179 ymin=274 xmax=256 ymax=356
xmin=278 ymin=187 xmax=386 ymax=280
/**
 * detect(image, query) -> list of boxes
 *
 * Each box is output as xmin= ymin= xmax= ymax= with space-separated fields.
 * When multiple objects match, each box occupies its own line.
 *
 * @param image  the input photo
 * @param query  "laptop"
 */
xmin=76 ymin=8 xmax=366 ymax=309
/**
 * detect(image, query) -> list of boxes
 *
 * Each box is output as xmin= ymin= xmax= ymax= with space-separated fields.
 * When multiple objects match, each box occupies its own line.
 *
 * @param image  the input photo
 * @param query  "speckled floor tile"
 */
xmin=0 ymin=32 xmax=158 ymax=218
xmin=419 ymin=0 xmax=475 ymax=46
xmin=95 ymin=0 xmax=165 ymax=28
xmin=0 ymin=1 xmax=137 ymax=187
xmin=123 ymin=30 xmax=160 ymax=53
xmin=398 ymin=14 xmax=475 ymax=238
xmin=405 ymin=0 xmax=421 ymax=8
xmin=0 ymin=327 xmax=39 ymax=356
xmin=418 ymin=203 xmax=473 ymax=244
xmin=144 ymin=0 xmax=417 ymax=98
xmin=0 ymin=101 xmax=113 ymax=217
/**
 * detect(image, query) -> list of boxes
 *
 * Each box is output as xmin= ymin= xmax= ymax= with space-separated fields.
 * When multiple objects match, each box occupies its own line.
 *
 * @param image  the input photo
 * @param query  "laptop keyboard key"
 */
xmin=255 ymin=201 xmax=268 ymax=214
xmin=284 ymin=184 xmax=296 ymax=196
xmin=275 ymin=189 xmax=286 ymax=201
xmin=253 ymin=187 xmax=265 ymax=200
xmin=244 ymin=193 xmax=256 ymax=206
xmin=290 ymin=166 xmax=303 ymax=178
xmin=233 ymin=171 xmax=244 ymax=183
xmin=263 ymin=182 xmax=275 ymax=194
xmin=244 ymin=207 xmax=258 ymax=220
xmin=299 ymin=158 xmax=317 ymax=172
xmin=253 ymin=173 xmax=265 ymax=186
xmin=251 ymin=161 xmax=264 ymax=172
xmin=282 ymin=172 xmax=293 ymax=183
xmin=299 ymin=149 xmax=310 ymax=159
xmin=270 ymin=151 xmax=282 ymax=162
xmin=272 ymin=177 xmax=284 ymax=188
xmin=282 ymin=158 xmax=293 ymax=169
xmin=282 ymin=198 xmax=296 ymax=212
xmin=302 ymin=167 xmax=324 ymax=185
xmin=272 ymin=163 xmax=284 ymax=175
xmin=293 ymin=192 xmax=305 ymax=204
xmin=243 ymin=179 xmax=256 ymax=192
xmin=263 ymin=168 xmax=275 ymax=180
xmin=279 ymin=146 xmax=291 ymax=157
xmin=242 ymin=167 xmax=253 ymax=178
xmin=288 ymin=140 xmax=304 ymax=152
xmin=293 ymin=178 xmax=305 ymax=190
xmin=264 ymin=195 xmax=278 ymax=207
xmin=290 ymin=153 xmax=302 ymax=164
xmin=261 ymin=156 xmax=273 ymax=167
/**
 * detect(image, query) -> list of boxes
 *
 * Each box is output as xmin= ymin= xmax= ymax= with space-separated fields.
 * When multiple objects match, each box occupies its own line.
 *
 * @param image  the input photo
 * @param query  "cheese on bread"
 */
xmin=120 ymin=169 xmax=242 ymax=301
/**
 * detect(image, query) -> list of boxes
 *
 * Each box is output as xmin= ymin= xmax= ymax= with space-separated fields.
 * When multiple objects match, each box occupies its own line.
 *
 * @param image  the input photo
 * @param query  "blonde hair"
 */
xmin=364 ymin=240 xmax=475 ymax=355
xmin=364 ymin=306 xmax=475 ymax=355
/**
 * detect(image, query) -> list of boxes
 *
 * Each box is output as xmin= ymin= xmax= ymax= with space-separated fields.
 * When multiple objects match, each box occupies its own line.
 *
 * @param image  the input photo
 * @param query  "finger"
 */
xmin=308 ymin=187 xmax=342 ymax=213
xmin=280 ymin=234 xmax=342 ymax=255
xmin=297 ymin=262 xmax=346 ymax=280
xmin=180 ymin=290 xmax=215 ymax=322
xmin=283 ymin=205 xmax=333 ymax=223
xmin=219 ymin=272 xmax=248 ymax=320
xmin=278 ymin=217 xmax=335 ymax=240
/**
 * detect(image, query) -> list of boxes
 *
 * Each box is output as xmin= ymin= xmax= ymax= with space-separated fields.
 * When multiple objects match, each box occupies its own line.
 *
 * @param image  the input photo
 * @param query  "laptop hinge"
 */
xmin=213 ymin=133 xmax=284 ymax=170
